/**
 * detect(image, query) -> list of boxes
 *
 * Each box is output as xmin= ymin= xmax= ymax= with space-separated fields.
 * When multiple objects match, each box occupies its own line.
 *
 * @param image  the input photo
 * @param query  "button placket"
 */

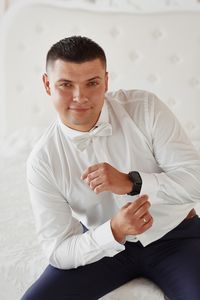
xmin=92 ymin=136 xmax=109 ymax=163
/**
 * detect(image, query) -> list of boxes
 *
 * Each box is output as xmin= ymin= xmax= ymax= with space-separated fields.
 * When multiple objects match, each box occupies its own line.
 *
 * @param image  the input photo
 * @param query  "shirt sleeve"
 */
xmin=27 ymin=158 xmax=124 ymax=270
xmin=139 ymin=93 xmax=200 ymax=205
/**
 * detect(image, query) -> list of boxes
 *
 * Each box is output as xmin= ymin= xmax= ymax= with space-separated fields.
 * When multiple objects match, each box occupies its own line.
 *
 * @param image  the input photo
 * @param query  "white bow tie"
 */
xmin=71 ymin=122 xmax=112 ymax=151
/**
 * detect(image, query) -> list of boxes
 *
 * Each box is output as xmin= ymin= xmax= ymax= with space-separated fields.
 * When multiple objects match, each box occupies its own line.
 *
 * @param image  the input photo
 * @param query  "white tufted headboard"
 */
xmin=0 ymin=0 xmax=200 ymax=152
xmin=1 ymin=2 xmax=200 ymax=299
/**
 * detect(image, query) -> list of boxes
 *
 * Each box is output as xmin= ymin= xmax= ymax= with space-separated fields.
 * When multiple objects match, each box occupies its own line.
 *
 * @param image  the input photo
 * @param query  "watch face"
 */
xmin=127 ymin=171 xmax=142 ymax=196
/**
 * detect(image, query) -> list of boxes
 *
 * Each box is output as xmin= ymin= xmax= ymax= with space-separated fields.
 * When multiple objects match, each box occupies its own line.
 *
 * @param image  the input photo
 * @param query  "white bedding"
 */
xmin=0 ymin=129 xmax=48 ymax=300
xmin=0 ymin=129 xmax=165 ymax=300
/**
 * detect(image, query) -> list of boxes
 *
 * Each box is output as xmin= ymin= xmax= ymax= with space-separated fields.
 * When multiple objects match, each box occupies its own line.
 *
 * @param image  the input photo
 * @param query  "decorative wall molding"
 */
xmin=83 ymin=0 xmax=200 ymax=12
xmin=7 ymin=0 xmax=200 ymax=12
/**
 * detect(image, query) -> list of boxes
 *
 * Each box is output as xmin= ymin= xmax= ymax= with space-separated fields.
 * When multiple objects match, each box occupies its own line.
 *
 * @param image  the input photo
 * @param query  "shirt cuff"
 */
xmin=92 ymin=220 xmax=125 ymax=255
xmin=139 ymin=172 xmax=159 ymax=196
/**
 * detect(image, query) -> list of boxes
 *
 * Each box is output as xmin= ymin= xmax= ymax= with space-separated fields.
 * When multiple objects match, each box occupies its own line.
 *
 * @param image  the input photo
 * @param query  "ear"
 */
xmin=105 ymin=71 xmax=109 ymax=92
xmin=42 ymin=73 xmax=51 ymax=95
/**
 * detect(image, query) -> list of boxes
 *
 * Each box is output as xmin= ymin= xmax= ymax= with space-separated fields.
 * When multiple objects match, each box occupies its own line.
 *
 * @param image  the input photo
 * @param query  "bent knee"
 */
xmin=20 ymin=292 xmax=34 ymax=300
xmin=20 ymin=288 xmax=43 ymax=300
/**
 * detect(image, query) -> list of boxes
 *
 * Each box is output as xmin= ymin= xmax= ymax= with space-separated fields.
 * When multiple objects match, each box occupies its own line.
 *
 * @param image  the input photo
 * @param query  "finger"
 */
xmin=141 ymin=215 xmax=153 ymax=227
xmin=120 ymin=202 xmax=134 ymax=212
xmin=134 ymin=194 xmax=149 ymax=206
xmin=88 ymin=177 xmax=104 ymax=190
xmin=81 ymin=164 xmax=100 ymax=180
xmin=134 ymin=201 xmax=151 ymax=218
xmin=122 ymin=202 xmax=133 ymax=209
xmin=128 ymin=195 xmax=149 ymax=213
xmin=136 ymin=194 xmax=149 ymax=204
xmin=83 ymin=170 xmax=101 ymax=184
xmin=93 ymin=182 xmax=108 ymax=194
xmin=140 ymin=212 xmax=152 ymax=223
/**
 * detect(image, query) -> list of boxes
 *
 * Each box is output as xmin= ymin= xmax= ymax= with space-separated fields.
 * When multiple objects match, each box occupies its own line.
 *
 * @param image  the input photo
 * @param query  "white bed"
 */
xmin=0 ymin=1 xmax=200 ymax=299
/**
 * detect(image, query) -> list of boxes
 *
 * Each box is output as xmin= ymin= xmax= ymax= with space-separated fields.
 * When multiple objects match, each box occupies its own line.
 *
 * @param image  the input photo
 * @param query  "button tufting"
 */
xmin=147 ymin=74 xmax=159 ymax=83
xmin=31 ymin=105 xmax=41 ymax=115
xmin=35 ymin=24 xmax=44 ymax=34
xmin=109 ymin=72 xmax=117 ymax=81
xmin=129 ymin=50 xmax=141 ymax=62
xmin=69 ymin=26 xmax=81 ymax=35
xmin=189 ymin=78 xmax=200 ymax=87
xmin=152 ymin=29 xmax=165 ymax=40
xmin=17 ymin=43 xmax=26 ymax=52
xmin=34 ymin=66 xmax=42 ymax=74
xmin=169 ymin=54 xmax=182 ymax=64
xmin=185 ymin=122 xmax=196 ymax=132
xmin=110 ymin=27 xmax=120 ymax=38
xmin=167 ymin=97 xmax=177 ymax=107
xmin=16 ymin=84 xmax=24 ymax=93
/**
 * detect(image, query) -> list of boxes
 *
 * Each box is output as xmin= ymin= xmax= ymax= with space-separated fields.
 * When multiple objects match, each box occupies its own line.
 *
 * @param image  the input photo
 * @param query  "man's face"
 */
xmin=43 ymin=58 xmax=108 ymax=132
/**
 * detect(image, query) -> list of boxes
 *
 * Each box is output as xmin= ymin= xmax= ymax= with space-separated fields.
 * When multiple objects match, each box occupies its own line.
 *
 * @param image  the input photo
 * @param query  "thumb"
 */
xmin=122 ymin=202 xmax=133 ymax=209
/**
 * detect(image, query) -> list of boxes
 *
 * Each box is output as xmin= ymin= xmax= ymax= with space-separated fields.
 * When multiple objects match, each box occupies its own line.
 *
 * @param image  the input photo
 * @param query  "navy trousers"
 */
xmin=21 ymin=216 xmax=200 ymax=300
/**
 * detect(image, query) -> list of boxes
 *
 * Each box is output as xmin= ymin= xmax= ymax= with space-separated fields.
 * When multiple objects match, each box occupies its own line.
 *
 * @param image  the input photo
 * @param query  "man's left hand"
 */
xmin=81 ymin=162 xmax=132 ymax=195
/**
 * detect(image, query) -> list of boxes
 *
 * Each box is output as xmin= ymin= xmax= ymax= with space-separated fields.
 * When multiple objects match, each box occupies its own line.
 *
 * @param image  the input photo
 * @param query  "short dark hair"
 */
xmin=46 ymin=36 xmax=107 ymax=71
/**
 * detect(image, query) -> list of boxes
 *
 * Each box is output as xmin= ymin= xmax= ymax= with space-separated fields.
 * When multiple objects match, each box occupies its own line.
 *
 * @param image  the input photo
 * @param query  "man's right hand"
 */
xmin=111 ymin=195 xmax=153 ymax=243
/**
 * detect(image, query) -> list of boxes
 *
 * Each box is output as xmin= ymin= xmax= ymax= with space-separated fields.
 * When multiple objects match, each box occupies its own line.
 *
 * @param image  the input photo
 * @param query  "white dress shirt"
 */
xmin=27 ymin=89 xmax=200 ymax=269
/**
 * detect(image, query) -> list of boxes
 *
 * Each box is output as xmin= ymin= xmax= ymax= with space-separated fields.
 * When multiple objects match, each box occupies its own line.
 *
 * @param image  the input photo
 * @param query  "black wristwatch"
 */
xmin=127 ymin=171 xmax=142 ymax=196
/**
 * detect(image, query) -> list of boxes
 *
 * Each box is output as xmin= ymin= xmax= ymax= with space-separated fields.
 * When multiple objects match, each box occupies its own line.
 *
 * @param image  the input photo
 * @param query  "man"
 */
xmin=21 ymin=36 xmax=200 ymax=300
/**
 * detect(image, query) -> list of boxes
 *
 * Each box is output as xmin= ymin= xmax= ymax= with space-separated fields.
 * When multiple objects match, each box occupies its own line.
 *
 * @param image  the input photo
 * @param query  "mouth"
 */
xmin=68 ymin=107 xmax=91 ymax=112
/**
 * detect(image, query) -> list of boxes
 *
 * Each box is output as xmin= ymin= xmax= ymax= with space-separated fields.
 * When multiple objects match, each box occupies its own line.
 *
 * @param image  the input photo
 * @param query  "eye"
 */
xmin=60 ymin=82 xmax=73 ymax=88
xmin=87 ymin=81 xmax=99 ymax=87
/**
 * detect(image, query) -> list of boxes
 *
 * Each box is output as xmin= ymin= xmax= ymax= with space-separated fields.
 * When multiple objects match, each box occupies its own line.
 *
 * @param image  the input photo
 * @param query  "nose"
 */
xmin=73 ymin=87 xmax=88 ymax=103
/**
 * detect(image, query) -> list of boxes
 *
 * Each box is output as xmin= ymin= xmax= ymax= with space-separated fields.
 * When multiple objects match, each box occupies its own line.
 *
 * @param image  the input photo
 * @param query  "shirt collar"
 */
xmin=58 ymin=99 xmax=110 ymax=138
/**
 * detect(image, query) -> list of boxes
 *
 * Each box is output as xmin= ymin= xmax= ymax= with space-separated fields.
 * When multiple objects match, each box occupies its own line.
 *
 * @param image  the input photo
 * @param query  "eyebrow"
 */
xmin=57 ymin=76 xmax=102 ymax=83
xmin=87 ymin=76 xmax=102 ymax=82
